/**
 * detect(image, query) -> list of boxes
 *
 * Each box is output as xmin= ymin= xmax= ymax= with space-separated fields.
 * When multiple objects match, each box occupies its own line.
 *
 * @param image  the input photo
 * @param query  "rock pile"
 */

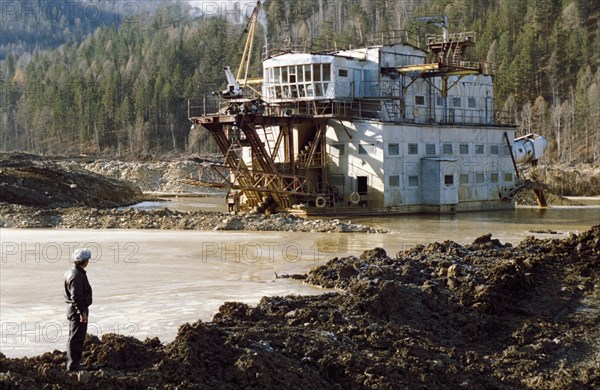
xmin=62 ymin=159 xmax=219 ymax=195
xmin=2 ymin=226 xmax=599 ymax=388
xmin=0 ymin=204 xmax=387 ymax=233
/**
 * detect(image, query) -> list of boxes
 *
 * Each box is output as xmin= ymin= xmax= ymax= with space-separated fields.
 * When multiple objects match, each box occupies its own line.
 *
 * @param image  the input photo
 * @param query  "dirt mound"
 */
xmin=0 ymin=154 xmax=145 ymax=208
xmin=1 ymin=226 xmax=599 ymax=388
xmin=0 ymin=204 xmax=387 ymax=232
xmin=514 ymin=188 xmax=582 ymax=206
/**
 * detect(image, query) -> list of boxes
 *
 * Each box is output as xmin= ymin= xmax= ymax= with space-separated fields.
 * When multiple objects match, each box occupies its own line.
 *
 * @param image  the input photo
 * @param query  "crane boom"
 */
xmin=218 ymin=0 xmax=261 ymax=99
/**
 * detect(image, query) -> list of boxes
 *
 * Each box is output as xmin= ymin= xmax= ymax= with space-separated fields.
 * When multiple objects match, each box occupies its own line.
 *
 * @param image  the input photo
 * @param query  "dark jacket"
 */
xmin=64 ymin=265 xmax=93 ymax=316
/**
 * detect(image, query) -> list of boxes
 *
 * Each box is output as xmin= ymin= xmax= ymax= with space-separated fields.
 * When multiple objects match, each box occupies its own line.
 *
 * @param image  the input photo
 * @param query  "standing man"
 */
xmin=64 ymin=248 xmax=93 ymax=372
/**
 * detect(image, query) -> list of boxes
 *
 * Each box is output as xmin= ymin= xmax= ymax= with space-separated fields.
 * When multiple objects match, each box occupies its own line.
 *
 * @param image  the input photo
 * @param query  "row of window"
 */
xmin=265 ymin=83 xmax=331 ymax=99
xmin=388 ymin=172 xmax=514 ymax=188
xmin=330 ymin=143 xmax=508 ymax=156
xmin=389 ymin=143 xmax=507 ymax=156
xmin=264 ymin=64 xmax=337 ymax=100
xmin=265 ymin=64 xmax=333 ymax=84
xmin=414 ymin=95 xmax=484 ymax=108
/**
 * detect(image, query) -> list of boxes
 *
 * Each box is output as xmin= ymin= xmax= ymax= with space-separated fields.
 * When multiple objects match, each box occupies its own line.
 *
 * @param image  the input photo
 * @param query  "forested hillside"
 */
xmin=0 ymin=2 xmax=260 ymax=154
xmin=0 ymin=0 xmax=598 ymax=162
xmin=0 ymin=0 xmax=161 ymax=60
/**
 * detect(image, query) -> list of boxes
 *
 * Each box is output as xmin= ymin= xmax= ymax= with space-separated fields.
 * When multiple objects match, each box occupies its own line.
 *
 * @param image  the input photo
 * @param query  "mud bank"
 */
xmin=0 ymin=154 xmax=145 ymax=208
xmin=0 ymin=203 xmax=386 ymax=233
xmin=1 ymin=226 xmax=599 ymax=388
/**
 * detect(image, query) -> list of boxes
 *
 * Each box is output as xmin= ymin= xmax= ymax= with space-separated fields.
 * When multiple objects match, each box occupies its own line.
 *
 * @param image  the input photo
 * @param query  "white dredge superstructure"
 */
xmin=189 ymin=20 xmax=547 ymax=214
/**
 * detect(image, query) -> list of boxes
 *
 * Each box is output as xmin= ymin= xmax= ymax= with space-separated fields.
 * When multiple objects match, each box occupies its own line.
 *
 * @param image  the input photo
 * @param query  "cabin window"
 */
xmin=330 ymin=143 xmax=345 ymax=156
xmin=282 ymin=67 xmax=288 ymax=83
xmin=304 ymin=65 xmax=312 ymax=82
xmin=266 ymin=64 xmax=339 ymax=100
xmin=475 ymin=144 xmax=484 ymax=154
xmin=338 ymin=69 xmax=348 ymax=77
xmin=298 ymin=85 xmax=306 ymax=97
xmin=453 ymin=97 xmax=462 ymax=107
xmin=415 ymin=95 xmax=425 ymax=106
xmin=388 ymin=143 xmax=399 ymax=156
xmin=408 ymin=175 xmax=419 ymax=187
xmin=323 ymin=63 xmax=331 ymax=81
xmin=468 ymin=97 xmax=477 ymax=108
xmin=408 ymin=143 xmax=418 ymax=154
xmin=436 ymin=95 xmax=444 ymax=106
xmin=306 ymin=84 xmax=314 ymax=97
xmin=459 ymin=144 xmax=469 ymax=154
xmin=389 ymin=175 xmax=400 ymax=187
xmin=359 ymin=143 xmax=375 ymax=155
xmin=460 ymin=173 xmax=469 ymax=184
xmin=490 ymin=172 xmax=499 ymax=183
xmin=444 ymin=175 xmax=454 ymax=186
xmin=315 ymin=83 xmax=323 ymax=96
xmin=476 ymin=173 xmax=485 ymax=183
xmin=490 ymin=145 xmax=499 ymax=155
xmin=313 ymin=64 xmax=321 ymax=81
xmin=426 ymin=144 xmax=436 ymax=155
xmin=443 ymin=143 xmax=453 ymax=154
xmin=504 ymin=173 xmax=513 ymax=182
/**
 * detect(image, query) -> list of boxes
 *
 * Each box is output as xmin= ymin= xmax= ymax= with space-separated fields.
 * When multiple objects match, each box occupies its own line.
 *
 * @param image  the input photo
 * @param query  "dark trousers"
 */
xmin=66 ymin=306 xmax=88 ymax=370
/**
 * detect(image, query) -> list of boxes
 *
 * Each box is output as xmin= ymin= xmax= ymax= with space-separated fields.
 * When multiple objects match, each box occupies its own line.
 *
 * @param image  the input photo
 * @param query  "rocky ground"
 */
xmin=0 ymin=153 xmax=384 ymax=232
xmin=58 ymin=157 xmax=221 ymax=195
xmin=513 ymin=187 xmax=584 ymax=206
xmin=0 ymin=203 xmax=386 ymax=232
xmin=0 ymin=154 xmax=587 ymax=231
xmin=1 ymin=226 xmax=599 ymax=388
xmin=529 ymin=163 xmax=600 ymax=197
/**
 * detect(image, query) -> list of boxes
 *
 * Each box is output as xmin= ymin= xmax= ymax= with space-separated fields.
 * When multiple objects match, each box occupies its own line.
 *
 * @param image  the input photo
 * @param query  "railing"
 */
xmin=264 ymin=30 xmax=426 ymax=58
xmin=426 ymin=32 xmax=477 ymax=46
xmin=296 ymin=151 xmax=323 ymax=168
xmin=441 ymin=60 xmax=497 ymax=76
xmin=187 ymin=97 xmax=221 ymax=117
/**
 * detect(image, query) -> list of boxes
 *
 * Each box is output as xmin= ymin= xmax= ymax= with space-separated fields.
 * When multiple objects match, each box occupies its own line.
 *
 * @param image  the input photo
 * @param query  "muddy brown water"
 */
xmin=1 ymin=197 xmax=598 ymax=358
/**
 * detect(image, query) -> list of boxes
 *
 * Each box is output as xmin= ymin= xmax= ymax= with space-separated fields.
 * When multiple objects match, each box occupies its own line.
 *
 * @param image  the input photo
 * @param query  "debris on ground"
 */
xmin=0 ymin=204 xmax=386 ymax=233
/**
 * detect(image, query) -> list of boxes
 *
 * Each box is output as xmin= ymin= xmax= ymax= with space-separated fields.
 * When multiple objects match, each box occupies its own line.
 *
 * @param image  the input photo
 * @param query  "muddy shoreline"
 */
xmin=1 ymin=226 xmax=599 ymax=388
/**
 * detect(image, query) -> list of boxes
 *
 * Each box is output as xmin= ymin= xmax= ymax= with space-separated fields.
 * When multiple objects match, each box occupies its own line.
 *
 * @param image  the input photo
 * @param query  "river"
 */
xmin=1 ymin=197 xmax=598 ymax=358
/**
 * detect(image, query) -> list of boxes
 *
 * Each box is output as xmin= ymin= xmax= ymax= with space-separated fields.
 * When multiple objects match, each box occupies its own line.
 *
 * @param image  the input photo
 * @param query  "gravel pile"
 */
xmin=0 ymin=204 xmax=387 ymax=233
xmin=60 ymin=159 xmax=218 ymax=195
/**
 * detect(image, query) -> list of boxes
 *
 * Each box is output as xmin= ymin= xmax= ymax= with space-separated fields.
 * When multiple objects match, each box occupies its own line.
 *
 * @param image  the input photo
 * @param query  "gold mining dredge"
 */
xmin=188 ymin=3 xmax=548 ymax=215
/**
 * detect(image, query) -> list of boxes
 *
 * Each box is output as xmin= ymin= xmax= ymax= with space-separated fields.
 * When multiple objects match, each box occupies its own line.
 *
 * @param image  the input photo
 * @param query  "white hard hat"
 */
xmin=73 ymin=248 xmax=92 ymax=263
